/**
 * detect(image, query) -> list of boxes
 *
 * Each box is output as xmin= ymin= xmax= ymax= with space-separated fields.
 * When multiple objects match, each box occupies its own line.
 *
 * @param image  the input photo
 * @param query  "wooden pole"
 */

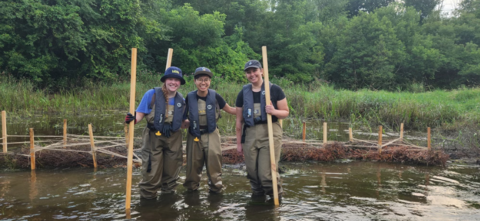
xmin=349 ymin=128 xmax=353 ymax=142
xmin=126 ymin=48 xmax=137 ymax=211
xmin=124 ymin=124 xmax=129 ymax=145
xmin=88 ymin=124 xmax=97 ymax=168
xmin=302 ymin=122 xmax=306 ymax=142
xmin=165 ymin=48 xmax=173 ymax=70
xmin=427 ymin=127 xmax=431 ymax=151
xmin=323 ymin=122 xmax=327 ymax=145
xmin=400 ymin=123 xmax=404 ymax=141
xmin=262 ymin=46 xmax=279 ymax=206
xmin=63 ymin=119 xmax=67 ymax=148
xmin=2 ymin=111 xmax=7 ymax=153
xmin=29 ymin=128 xmax=35 ymax=170
xmin=378 ymin=126 xmax=383 ymax=154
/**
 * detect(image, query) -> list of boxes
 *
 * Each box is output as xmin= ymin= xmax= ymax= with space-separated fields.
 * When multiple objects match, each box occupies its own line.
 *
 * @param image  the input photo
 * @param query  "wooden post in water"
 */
xmin=125 ymin=48 xmax=138 ymax=211
xmin=427 ymin=127 xmax=431 ymax=151
xmin=262 ymin=46 xmax=280 ymax=206
xmin=302 ymin=122 xmax=306 ymax=142
xmin=349 ymin=128 xmax=353 ymax=142
xmin=378 ymin=126 xmax=383 ymax=154
xmin=400 ymin=123 xmax=404 ymax=142
xmin=2 ymin=111 xmax=7 ymax=153
xmin=88 ymin=124 xmax=97 ymax=168
xmin=63 ymin=119 xmax=67 ymax=148
xmin=29 ymin=128 xmax=35 ymax=170
xmin=323 ymin=122 xmax=327 ymax=145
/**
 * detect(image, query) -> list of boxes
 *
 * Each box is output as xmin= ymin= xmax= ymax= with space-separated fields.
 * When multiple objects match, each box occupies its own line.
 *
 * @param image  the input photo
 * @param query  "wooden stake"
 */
xmin=349 ymin=127 xmax=353 ymax=142
xmin=88 ymin=124 xmax=97 ymax=168
xmin=126 ymin=48 xmax=137 ymax=211
xmin=427 ymin=127 xmax=431 ymax=151
xmin=124 ymin=124 xmax=129 ymax=145
xmin=378 ymin=126 xmax=383 ymax=154
xmin=262 ymin=46 xmax=279 ymax=206
xmin=323 ymin=122 xmax=327 ymax=145
xmin=30 ymin=128 xmax=35 ymax=170
xmin=400 ymin=123 xmax=404 ymax=141
xmin=165 ymin=48 xmax=173 ymax=70
xmin=2 ymin=111 xmax=7 ymax=153
xmin=63 ymin=119 xmax=67 ymax=149
xmin=302 ymin=122 xmax=306 ymax=142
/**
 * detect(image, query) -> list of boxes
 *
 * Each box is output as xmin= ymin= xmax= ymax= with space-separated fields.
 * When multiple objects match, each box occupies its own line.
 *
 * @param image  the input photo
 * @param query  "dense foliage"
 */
xmin=1 ymin=0 xmax=479 ymax=91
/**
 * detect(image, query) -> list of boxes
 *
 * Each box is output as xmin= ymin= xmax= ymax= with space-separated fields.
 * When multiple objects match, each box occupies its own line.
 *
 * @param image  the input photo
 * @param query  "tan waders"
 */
xmin=243 ymin=122 xmax=283 ymax=196
xmin=183 ymin=99 xmax=223 ymax=193
xmin=139 ymin=104 xmax=183 ymax=199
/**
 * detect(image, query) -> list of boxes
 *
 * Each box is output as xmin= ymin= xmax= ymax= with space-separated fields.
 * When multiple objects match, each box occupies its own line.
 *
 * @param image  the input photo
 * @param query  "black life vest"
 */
xmin=153 ymin=87 xmax=185 ymax=132
xmin=187 ymin=89 xmax=219 ymax=137
xmin=242 ymin=82 xmax=271 ymax=127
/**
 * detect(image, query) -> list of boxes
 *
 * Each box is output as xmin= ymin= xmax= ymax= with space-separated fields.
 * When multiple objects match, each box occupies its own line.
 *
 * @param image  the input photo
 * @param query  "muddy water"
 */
xmin=1 ymin=162 xmax=479 ymax=220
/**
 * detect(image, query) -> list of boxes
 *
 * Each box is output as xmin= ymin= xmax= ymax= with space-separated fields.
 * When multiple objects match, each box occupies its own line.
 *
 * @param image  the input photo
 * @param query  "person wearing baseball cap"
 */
xmin=124 ymin=66 xmax=187 ymax=199
xmin=183 ymin=67 xmax=236 ymax=194
xmin=235 ymin=60 xmax=290 ymax=201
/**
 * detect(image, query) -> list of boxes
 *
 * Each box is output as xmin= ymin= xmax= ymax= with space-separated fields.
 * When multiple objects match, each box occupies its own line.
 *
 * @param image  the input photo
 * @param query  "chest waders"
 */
xmin=241 ymin=83 xmax=283 ymax=197
xmin=183 ymin=90 xmax=223 ymax=193
xmin=138 ymin=88 xmax=185 ymax=199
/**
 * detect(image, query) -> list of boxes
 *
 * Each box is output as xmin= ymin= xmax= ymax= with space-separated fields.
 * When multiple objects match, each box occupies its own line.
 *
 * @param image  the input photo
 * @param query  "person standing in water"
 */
xmin=125 ymin=66 xmax=187 ymax=199
xmin=235 ymin=60 xmax=289 ymax=200
xmin=183 ymin=67 xmax=236 ymax=193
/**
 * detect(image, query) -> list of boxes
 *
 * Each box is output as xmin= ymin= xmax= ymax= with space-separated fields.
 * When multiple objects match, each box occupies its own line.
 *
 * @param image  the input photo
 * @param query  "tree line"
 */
xmin=0 ymin=0 xmax=479 ymax=91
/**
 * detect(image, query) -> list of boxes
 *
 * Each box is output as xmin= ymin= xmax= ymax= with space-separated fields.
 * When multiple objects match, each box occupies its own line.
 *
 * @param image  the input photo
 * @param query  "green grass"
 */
xmin=1 ymin=74 xmax=479 ymax=135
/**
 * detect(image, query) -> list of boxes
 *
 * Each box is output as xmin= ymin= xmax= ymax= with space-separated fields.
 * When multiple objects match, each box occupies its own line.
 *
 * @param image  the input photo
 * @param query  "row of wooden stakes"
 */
xmin=301 ymin=121 xmax=432 ymax=152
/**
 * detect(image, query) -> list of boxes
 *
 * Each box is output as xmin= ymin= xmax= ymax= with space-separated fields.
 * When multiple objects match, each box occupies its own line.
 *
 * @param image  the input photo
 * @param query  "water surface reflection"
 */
xmin=1 ymin=162 xmax=479 ymax=220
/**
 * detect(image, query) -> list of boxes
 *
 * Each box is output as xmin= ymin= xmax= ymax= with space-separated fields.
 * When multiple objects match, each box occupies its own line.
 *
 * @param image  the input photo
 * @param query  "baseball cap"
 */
xmin=194 ymin=67 xmax=213 ymax=78
xmin=244 ymin=60 xmax=262 ymax=71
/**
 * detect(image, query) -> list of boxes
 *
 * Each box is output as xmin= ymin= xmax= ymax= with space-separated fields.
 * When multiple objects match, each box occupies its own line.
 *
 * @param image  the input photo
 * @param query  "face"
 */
xmin=244 ymin=68 xmax=263 ymax=84
xmin=164 ymin=78 xmax=181 ymax=92
xmin=194 ymin=75 xmax=211 ymax=92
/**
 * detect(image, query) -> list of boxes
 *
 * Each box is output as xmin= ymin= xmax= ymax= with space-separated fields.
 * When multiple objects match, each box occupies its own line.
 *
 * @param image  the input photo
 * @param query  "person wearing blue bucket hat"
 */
xmin=182 ymin=67 xmax=237 ymax=194
xmin=124 ymin=66 xmax=187 ymax=199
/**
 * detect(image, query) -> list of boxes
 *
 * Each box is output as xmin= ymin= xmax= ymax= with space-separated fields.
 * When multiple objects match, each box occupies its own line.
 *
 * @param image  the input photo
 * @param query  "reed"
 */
xmin=1 ymin=74 xmax=479 ymax=134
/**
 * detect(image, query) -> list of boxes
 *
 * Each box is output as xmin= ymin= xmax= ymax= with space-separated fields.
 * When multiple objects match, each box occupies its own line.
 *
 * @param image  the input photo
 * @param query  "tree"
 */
xmin=403 ymin=0 xmax=442 ymax=22
xmin=346 ymin=0 xmax=395 ymax=17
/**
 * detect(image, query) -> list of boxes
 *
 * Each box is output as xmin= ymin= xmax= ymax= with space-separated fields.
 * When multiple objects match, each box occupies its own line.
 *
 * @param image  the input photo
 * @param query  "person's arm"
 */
xmin=235 ymin=107 xmax=243 ymax=154
xmin=222 ymin=103 xmax=236 ymax=115
xmin=135 ymin=112 xmax=146 ymax=123
xmin=265 ymin=98 xmax=289 ymax=119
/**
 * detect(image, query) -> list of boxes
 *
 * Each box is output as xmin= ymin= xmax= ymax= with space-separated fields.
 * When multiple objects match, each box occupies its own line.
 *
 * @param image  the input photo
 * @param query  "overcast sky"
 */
xmin=441 ymin=0 xmax=462 ymax=15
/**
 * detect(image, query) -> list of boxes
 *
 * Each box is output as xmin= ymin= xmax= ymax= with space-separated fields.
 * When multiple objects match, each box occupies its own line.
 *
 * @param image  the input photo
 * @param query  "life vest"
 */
xmin=242 ymin=82 xmax=271 ymax=127
xmin=153 ymin=87 xmax=185 ymax=132
xmin=187 ymin=89 xmax=220 ymax=137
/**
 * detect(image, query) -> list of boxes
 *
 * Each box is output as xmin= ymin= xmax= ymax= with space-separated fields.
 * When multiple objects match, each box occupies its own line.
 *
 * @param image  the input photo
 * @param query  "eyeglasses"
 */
xmin=196 ymin=78 xmax=211 ymax=83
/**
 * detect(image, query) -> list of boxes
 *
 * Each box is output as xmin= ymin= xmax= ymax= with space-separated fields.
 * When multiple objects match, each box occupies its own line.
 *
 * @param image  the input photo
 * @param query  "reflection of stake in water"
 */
xmin=376 ymin=167 xmax=381 ymax=198
xmin=321 ymin=171 xmax=326 ymax=194
xmin=30 ymin=170 xmax=37 ymax=201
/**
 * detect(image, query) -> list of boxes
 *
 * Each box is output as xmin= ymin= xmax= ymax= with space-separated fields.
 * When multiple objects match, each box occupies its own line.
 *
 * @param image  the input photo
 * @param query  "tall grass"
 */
xmin=1 ymin=73 xmax=479 ymax=133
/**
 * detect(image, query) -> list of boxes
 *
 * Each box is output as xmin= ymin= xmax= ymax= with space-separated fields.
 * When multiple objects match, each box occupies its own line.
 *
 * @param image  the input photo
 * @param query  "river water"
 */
xmin=1 ymin=161 xmax=479 ymax=220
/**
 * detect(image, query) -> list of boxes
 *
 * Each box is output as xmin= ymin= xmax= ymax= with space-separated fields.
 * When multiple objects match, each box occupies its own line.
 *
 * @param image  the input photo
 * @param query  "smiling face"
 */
xmin=164 ymin=78 xmax=181 ymax=93
xmin=194 ymin=75 xmax=211 ymax=93
xmin=244 ymin=67 xmax=263 ymax=85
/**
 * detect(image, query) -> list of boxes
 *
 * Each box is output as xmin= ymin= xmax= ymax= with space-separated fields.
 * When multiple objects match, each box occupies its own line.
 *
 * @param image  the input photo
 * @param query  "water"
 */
xmin=1 ymin=162 xmax=479 ymax=220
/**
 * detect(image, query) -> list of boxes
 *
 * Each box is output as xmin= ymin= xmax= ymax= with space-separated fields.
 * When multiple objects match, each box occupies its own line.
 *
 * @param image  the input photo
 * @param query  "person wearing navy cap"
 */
xmin=183 ymin=67 xmax=236 ymax=194
xmin=235 ymin=60 xmax=289 ymax=201
xmin=125 ymin=66 xmax=187 ymax=199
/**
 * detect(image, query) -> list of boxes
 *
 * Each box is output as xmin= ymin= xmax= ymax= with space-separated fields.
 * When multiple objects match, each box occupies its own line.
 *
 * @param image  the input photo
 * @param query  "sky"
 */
xmin=441 ymin=0 xmax=462 ymax=15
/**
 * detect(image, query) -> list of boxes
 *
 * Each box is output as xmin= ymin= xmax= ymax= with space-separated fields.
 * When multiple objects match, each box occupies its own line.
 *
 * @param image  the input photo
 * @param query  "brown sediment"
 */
xmin=1 ymin=141 xmax=449 ymax=169
xmin=222 ymin=142 xmax=449 ymax=167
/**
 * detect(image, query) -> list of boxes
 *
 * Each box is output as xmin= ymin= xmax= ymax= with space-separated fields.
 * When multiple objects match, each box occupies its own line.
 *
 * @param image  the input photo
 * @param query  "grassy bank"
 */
xmin=1 ymin=74 xmax=480 ymax=150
